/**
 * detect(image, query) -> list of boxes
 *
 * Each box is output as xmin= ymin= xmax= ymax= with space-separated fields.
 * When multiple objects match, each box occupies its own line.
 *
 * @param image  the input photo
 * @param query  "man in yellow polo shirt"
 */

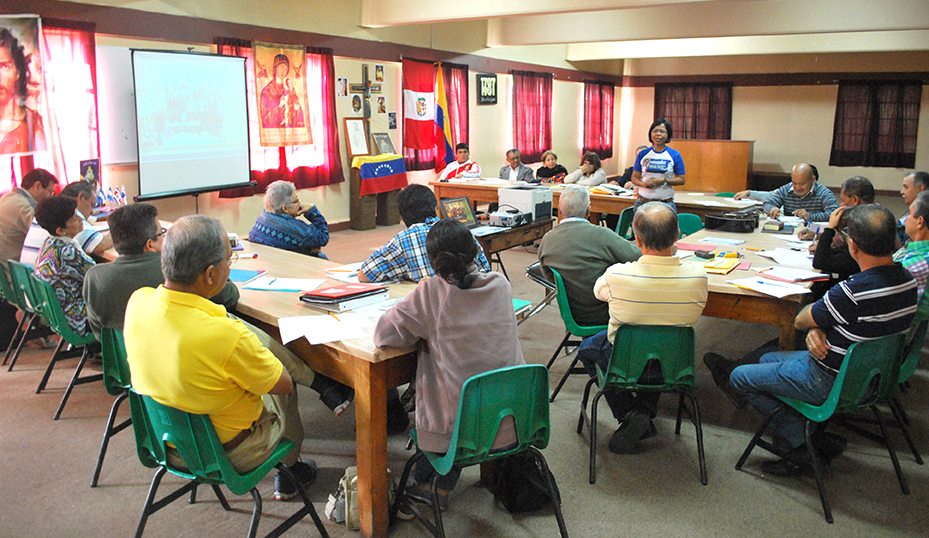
xmin=124 ymin=215 xmax=314 ymax=501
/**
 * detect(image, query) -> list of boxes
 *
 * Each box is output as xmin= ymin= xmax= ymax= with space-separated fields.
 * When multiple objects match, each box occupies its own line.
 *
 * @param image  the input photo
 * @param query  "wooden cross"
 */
xmin=349 ymin=64 xmax=382 ymax=143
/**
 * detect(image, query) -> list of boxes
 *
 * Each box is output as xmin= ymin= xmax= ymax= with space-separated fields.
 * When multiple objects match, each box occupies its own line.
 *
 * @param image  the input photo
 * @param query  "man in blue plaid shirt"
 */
xmin=360 ymin=184 xmax=490 ymax=283
xmin=897 ymin=190 xmax=929 ymax=315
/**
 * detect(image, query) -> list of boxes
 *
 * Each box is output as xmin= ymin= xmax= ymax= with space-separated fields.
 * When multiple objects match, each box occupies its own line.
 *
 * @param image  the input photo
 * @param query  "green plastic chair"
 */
xmin=5 ymin=260 xmax=44 ymax=370
xmin=835 ymin=318 xmax=928 ymax=466
xmin=30 ymin=275 xmax=102 ymax=420
xmin=614 ymin=207 xmax=635 ymax=241
xmin=91 ymin=328 xmax=133 ymax=487
xmin=715 ymin=192 xmax=736 ymax=198
xmin=129 ymin=390 xmax=330 ymax=538
xmin=577 ymin=324 xmax=706 ymax=485
xmin=546 ymin=268 xmax=609 ymax=402
xmin=678 ymin=213 xmax=704 ymax=238
xmin=390 ymin=364 xmax=567 ymax=538
xmin=735 ymin=333 xmax=908 ymax=524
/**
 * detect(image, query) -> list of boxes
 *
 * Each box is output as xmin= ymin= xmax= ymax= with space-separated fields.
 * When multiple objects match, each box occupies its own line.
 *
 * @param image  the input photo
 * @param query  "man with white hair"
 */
xmin=248 ymin=180 xmax=329 ymax=259
xmin=538 ymin=184 xmax=640 ymax=327
xmin=125 ymin=215 xmax=334 ymax=500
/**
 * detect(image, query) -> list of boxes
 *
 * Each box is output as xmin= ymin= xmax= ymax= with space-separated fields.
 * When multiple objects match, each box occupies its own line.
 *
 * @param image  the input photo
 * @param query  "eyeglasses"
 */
xmin=227 ymin=253 xmax=239 ymax=265
xmin=154 ymin=227 xmax=167 ymax=238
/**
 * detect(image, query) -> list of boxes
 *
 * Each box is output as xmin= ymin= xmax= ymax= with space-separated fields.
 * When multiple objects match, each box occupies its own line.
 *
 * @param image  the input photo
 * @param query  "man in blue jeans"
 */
xmin=730 ymin=205 xmax=917 ymax=476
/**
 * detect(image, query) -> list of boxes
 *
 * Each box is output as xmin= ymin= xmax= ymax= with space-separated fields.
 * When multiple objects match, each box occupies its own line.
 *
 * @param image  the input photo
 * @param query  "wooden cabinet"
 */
xmin=667 ymin=140 xmax=754 ymax=193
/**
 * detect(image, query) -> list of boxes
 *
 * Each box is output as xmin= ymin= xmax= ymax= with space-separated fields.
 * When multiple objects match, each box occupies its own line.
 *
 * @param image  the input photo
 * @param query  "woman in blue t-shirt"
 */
xmin=630 ymin=118 xmax=686 ymax=213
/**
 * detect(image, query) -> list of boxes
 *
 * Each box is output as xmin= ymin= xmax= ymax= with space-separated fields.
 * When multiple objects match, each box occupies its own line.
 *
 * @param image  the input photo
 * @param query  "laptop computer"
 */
xmin=438 ymin=197 xmax=506 ymax=237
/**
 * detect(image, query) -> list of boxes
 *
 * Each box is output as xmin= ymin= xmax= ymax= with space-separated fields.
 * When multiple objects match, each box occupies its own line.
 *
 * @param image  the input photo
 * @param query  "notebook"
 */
xmin=438 ymin=197 xmax=507 ymax=237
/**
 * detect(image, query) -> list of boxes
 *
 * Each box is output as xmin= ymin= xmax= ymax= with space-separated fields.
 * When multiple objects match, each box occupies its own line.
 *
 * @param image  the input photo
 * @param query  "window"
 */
xmin=215 ymin=38 xmax=344 ymax=198
xmin=402 ymin=60 xmax=469 ymax=172
xmin=829 ymin=81 xmax=922 ymax=168
xmin=583 ymin=80 xmax=614 ymax=160
xmin=654 ymin=83 xmax=731 ymax=140
xmin=511 ymin=70 xmax=553 ymax=164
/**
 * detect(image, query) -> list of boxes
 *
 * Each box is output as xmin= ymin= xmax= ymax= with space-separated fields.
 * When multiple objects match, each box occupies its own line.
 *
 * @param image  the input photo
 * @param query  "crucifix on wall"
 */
xmin=349 ymin=64 xmax=382 ymax=148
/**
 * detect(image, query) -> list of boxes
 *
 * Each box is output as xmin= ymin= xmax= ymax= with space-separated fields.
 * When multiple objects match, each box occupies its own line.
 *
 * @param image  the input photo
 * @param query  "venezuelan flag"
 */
xmin=353 ymin=154 xmax=409 ymax=196
xmin=434 ymin=66 xmax=454 ymax=173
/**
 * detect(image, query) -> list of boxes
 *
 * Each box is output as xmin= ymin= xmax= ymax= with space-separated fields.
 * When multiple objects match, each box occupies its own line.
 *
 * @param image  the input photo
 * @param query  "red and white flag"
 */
xmin=402 ymin=59 xmax=435 ymax=150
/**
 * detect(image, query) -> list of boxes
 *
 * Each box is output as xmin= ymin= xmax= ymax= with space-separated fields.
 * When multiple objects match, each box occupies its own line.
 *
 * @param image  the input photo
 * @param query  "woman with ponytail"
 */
xmin=374 ymin=219 xmax=525 ymax=511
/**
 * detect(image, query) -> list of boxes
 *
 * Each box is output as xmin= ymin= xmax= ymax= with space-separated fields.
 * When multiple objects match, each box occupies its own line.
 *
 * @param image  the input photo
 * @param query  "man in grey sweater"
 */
xmin=538 ymin=184 xmax=641 ymax=326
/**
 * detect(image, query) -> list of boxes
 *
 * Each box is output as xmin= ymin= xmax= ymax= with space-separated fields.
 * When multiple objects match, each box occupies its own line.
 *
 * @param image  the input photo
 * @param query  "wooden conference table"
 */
xmin=429 ymin=179 xmax=760 ymax=222
xmin=231 ymin=242 xmax=417 ymax=538
xmin=683 ymin=227 xmax=812 ymax=349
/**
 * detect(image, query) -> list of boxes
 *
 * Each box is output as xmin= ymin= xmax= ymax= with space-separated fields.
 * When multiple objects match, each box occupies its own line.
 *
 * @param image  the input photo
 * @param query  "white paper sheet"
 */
xmin=242 ymin=277 xmax=325 ymax=292
xmin=699 ymin=236 xmax=746 ymax=245
xmin=756 ymin=248 xmax=813 ymax=268
xmin=727 ymin=277 xmax=811 ymax=298
xmin=277 ymin=313 xmax=373 ymax=345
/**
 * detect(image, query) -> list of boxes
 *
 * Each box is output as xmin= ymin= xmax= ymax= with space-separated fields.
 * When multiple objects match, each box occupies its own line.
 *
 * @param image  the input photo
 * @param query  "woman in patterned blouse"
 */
xmin=34 ymin=195 xmax=95 ymax=336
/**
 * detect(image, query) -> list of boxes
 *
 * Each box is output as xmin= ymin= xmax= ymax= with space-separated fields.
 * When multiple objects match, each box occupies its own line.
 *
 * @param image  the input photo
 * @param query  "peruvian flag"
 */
xmin=402 ymin=59 xmax=436 ymax=150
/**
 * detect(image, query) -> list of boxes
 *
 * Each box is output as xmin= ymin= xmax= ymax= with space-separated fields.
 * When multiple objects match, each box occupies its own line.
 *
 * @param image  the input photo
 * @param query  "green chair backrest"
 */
xmin=678 ymin=213 xmax=704 ymax=238
xmin=777 ymin=333 xmax=907 ymax=423
xmin=128 ymin=389 xmax=295 ymax=496
xmin=7 ymin=260 xmax=39 ymax=315
xmin=30 ymin=275 xmax=96 ymax=347
xmin=615 ymin=207 xmax=635 ymax=241
xmin=550 ymin=268 xmax=608 ymax=337
xmin=100 ymin=328 xmax=131 ymax=397
xmin=600 ymin=324 xmax=696 ymax=390
xmin=0 ymin=265 xmax=17 ymax=304
xmin=417 ymin=364 xmax=550 ymax=475
xmin=898 ymin=319 xmax=928 ymax=385
xmin=715 ymin=192 xmax=736 ymax=198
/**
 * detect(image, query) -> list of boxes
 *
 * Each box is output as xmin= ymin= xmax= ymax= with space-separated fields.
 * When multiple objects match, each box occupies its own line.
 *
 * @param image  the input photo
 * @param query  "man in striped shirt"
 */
xmin=577 ymin=202 xmax=708 ymax=453
xmin=763 ymin=163 xmax=838 ymax=222
xmin=731 ymin=205 xmax=917 ymax=476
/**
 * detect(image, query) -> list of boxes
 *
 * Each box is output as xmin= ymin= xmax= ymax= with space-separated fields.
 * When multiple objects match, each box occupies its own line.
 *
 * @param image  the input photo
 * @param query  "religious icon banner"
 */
xmin=252 ymin=41 xmax=312 ymax=147
xmin=0 ymin=15 xmax=48 ymax=157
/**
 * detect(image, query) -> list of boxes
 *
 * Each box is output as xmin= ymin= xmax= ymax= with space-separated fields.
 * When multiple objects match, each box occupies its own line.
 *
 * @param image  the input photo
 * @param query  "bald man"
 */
xmin=762 ymin=163 xmax=838 ymax=222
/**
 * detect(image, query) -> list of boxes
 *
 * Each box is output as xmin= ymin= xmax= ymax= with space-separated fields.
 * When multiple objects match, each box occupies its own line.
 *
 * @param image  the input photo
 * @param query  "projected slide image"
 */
xmin=133 ymin=50 xmax=251 ymax=199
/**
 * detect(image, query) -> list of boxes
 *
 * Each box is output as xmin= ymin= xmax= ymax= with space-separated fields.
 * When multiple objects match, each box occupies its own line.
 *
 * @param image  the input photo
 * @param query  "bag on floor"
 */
xmin=325 ymin=466 xmax=395 ymax=530
xmin=489 ymin=451 xmax=560 ymax=513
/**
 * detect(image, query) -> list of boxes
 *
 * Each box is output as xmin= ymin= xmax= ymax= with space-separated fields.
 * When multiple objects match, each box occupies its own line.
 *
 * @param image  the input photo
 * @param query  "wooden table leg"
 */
xmin=355 ymin=359 xmax=390 ymax=538
xmin=777 ymin=301 xmax=798 ymax=351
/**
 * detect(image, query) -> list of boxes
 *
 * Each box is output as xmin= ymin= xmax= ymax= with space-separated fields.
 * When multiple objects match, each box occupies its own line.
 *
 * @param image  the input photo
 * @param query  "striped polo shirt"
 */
xmin=763 ymin=182 xmax=839 ymax=223
xmin=812 ymin=262 xmax=917 ymax=371
xmin=594 ymin=254 xmax=708 ymax=341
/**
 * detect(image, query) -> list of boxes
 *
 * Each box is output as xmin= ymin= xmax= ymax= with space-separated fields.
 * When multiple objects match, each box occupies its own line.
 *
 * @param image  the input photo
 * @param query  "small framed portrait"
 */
xmin=376 ymin=96 xmax=387 ymax=115
xmin=351 ymin=94 xmax=363 ymax=113
xmin=372 ymin=133 xmax=396 ymax=155
xmin=344 ymin=118 xmax=370 ymax=158
xmin=387 ymin=112 xmax=397 ymax=130
xmin=375 ymin=64 xmax=384 ymax=82
xmin=336 ymin=77 xmax=348 ymax=98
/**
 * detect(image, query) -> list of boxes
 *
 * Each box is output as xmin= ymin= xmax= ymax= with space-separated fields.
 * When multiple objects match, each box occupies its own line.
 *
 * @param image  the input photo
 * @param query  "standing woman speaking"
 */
xmin=630 ymin=119 xmax=685 ymax=213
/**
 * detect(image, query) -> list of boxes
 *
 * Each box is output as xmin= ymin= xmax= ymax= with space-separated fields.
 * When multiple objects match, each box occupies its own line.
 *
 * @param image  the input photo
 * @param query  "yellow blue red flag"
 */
xmin=434 ymin=66 xmax=454 ymax=173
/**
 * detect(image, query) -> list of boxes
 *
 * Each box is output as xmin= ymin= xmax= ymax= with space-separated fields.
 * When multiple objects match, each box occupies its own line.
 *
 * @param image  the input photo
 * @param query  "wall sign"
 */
xmin=477 ymin=73 xmax=497 ymax=105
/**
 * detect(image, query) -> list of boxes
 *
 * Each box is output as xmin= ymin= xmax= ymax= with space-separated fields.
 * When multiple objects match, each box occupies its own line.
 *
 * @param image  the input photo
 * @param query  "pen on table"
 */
xmin=758 ymin=279 xmax=788 ymax=288
xmin=745 ymin=247 xmax=764 ymax=252
xmin=328 ymin=311 xmax=341 ymax=322
xmin=266 ymin=278 xmax=276 ymax=285
xmin=241 ymin=253 xmax=258 ymax=259
xmin=757 ymin=267 xmax=772 ymax=273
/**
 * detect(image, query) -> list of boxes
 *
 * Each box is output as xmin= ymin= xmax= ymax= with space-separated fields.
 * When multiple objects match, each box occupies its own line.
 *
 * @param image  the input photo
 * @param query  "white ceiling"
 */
xmin=360 ymin=0 xmax=929 ymax=60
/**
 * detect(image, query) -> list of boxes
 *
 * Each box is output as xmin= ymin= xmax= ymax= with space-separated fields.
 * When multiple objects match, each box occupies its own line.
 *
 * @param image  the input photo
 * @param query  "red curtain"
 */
xmin=215 ymin=38 xmax=344 ymax=198
xmin=654 ymin=83 xmax=731 ymax=140
xmin=511 ymin=70 xmax=552 ymax=164
xmin=403 ymin=60 xmax=469 ymax=172
xmin=829 ymin=81 xmax=921 ymax=168
xmin=2 ymin=19 xmax=99 ymax=191
xmin=583 ymin=80 xmax=614 ymax=160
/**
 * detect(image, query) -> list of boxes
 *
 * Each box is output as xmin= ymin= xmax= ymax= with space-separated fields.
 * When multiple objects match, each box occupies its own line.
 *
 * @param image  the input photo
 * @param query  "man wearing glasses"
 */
xmin=249 ymin=180 xmax=329 ymax=259
xmin=82 ymin=203 xmax=238 ymax=338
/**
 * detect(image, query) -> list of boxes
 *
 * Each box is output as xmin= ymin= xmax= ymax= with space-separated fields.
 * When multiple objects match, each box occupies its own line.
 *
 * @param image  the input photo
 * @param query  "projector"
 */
xmin=488 ymin=211 xmax=532 ymax=227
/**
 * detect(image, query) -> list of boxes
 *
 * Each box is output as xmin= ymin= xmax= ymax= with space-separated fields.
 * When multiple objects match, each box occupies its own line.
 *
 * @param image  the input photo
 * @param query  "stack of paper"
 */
xmin=758 ymin=267 xmax=828 ymax=283
xmin=326 ymin=262 xmax=363 ymax=283
xmin=703 ymin=257 xmax=741 ymax=275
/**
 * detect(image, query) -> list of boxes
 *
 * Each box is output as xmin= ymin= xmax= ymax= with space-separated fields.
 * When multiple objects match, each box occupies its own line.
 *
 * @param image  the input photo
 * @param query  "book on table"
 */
xmin=758 ymin=267 xmax=828 ymax=283
xmin=300 ymin=283 xmax=390 ymax=313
